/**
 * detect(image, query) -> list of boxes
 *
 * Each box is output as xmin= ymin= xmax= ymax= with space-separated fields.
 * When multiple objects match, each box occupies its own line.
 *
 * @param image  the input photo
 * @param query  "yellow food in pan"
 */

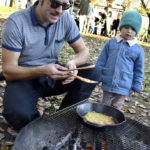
xmin=83 ymin=111 xmax=115 ymax=125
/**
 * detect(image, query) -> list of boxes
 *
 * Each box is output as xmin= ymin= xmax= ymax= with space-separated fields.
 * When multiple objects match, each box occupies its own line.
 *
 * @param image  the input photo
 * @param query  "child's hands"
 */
xmin=131 ymin=91 xmax=139 ymax=97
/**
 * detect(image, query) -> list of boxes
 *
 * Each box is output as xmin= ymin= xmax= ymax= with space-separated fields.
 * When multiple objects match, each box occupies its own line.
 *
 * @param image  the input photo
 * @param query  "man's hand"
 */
xmin=61 ymin=60 xmax=78 ymax=85
xmin=131 ymin=91 xmax=139 ymax=97
xmin=45 ymin=64 xmax=69 ymax=80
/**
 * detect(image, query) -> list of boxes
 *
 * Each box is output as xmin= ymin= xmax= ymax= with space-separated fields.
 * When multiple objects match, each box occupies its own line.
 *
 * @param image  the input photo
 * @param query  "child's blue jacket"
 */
xmin=96 ymin=38 xmax=144 ymax=96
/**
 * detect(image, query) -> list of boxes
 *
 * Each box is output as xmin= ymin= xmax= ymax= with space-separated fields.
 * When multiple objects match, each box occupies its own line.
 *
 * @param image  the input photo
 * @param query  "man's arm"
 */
xmin=2 ymin=48 xmax=69 ymax=81
xmin=68 ymin=37 xmax=90 ymax=67
xmin=61 ymin=37 xmax=90 ymax=85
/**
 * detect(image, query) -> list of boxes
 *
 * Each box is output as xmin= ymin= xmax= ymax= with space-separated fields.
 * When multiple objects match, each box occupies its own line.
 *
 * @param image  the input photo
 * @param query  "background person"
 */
xmin=79 ymin=0 xmax=89 ymax=33
xmin=94 ymin=12 xmax=102 ymax=35
xmin=106 ymin=11 xmax=112 ymax=37
xmin=1 ymin=0 xmax=100 ymax=130
xmin=100 ymin=13 xmax=107 ymax=36
xmin=26 ymin=0 xmax=31 ymax=8
xmin=111 ymin=12 xmax=121 ymax=37
xmin=89 ymin=17 xmax=95 ymax=34
xmin=83 ymin=0 xmax=94 ymax=34
xmin=96 ymin=10 xmax=144 ymax=110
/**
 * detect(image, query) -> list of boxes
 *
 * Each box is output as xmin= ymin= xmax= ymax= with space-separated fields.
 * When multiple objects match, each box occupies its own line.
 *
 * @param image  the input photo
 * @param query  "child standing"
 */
xmin=96 ymin=10 xmax=144 ymax=110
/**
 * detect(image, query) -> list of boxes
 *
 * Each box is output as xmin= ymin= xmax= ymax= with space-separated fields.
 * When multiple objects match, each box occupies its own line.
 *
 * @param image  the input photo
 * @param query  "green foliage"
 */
xmin=138 ymin=28 xmax=150 ymax=43
xmin=137 ymin=5 xmax=147 ymax=14
xmin=45 ymin=105 xmax=56 ymax=114
xmin=67 ymin=48 xmax=75 ymax=55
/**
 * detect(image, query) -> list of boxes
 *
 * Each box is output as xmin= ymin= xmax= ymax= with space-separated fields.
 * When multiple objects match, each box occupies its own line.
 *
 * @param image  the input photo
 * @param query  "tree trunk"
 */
xmin=9 ymin=0 xmax=13 ymax=6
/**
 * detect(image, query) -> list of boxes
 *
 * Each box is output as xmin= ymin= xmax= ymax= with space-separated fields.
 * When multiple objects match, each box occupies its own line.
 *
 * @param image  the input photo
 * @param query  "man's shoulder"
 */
xmin=61 ymin=11 xmax=71 ymax=19
xmin=59 ymin=11 xmax=74 ymax=24
xmin=8 ymin=8 xmax=30 ymax=22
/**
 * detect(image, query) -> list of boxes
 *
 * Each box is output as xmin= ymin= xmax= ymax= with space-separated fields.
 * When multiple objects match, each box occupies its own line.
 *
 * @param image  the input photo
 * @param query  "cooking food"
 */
xmin=83 ymin=111 xmax=115 ymax=125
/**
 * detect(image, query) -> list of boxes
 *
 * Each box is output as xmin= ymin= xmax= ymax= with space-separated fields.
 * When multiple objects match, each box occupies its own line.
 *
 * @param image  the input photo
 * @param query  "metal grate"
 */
xmin=13 ymin=100 xmax=150 ymax=150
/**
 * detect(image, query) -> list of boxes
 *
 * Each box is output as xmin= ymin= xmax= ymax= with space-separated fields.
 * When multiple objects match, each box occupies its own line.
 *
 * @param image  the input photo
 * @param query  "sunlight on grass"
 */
xmin=0 ymin=6 xmax=21 ymax=19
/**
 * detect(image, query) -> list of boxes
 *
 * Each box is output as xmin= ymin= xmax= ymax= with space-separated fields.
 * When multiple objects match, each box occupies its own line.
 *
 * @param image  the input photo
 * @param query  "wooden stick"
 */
xmin=69 ymin=73 xmax=98 ymax=84
xmin=67 ymin=65 xmax=95 ymax=71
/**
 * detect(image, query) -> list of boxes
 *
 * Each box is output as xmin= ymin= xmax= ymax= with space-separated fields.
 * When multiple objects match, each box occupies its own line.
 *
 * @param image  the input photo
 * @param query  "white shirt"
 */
xmin=116 ymin=34 xmax=138 ymax=47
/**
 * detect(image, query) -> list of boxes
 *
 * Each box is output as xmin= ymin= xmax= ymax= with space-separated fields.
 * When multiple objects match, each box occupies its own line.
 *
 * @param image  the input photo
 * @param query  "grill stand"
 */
xmin=13 ymin=100 xmax=150 ymax=150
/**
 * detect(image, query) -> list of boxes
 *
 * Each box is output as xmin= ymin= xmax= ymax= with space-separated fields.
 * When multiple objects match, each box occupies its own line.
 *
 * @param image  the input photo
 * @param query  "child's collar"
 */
xmin=116 ymin=34 xmax=138 ymax=47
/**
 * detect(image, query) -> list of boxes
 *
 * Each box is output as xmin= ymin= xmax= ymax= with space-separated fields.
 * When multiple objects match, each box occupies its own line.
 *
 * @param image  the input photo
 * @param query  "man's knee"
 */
xmin=3 ymin=108 xmax=40 ymax=130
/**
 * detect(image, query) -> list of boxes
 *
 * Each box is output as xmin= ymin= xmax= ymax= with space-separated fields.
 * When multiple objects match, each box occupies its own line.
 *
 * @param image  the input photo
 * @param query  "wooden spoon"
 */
xmin=69 ymin=73 xmax=98 ymax=84
xmin=67 ymin=65 xmax=95 ymax=71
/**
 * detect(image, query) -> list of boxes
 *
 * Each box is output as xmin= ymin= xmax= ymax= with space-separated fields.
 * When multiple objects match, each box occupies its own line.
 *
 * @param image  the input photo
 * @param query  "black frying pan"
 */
xmin=76 ymin=102 xmax=126 ymax=128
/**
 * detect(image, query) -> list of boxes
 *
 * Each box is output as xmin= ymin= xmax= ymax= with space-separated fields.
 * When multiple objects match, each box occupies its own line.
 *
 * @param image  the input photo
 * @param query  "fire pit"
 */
xmin=13 ymin=100 xmax=150 ymax=150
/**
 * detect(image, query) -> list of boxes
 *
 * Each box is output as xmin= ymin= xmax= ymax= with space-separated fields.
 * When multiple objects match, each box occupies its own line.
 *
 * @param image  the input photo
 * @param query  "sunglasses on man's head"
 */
xmin=50 ymin=0 xmax=72 ymax=10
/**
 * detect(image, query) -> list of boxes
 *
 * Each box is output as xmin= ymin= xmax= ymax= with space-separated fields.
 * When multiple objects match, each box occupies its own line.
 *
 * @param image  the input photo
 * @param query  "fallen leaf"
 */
xmin=54 ymin=104 xmax=60 ymax=110
xmin=131 ymin=106 xmax=136 ymax=109
xmin=140 ymin=113 xmax=147 ymax=117
xmin=0 ymin=133 xmax=4 ymax=140
xmin=94 ymin=87 xmax=99 ymax=92
xmin=143 ymin=98 xmax=149 ymax=102
xmin=134 ymin=101 xmax=139 ymax=106
xmin=124 ymin=108 xmax=130 ymax=113
xmin=7 ymin=128 xmax=18 ymax=136
xmin=0 ymin=146 xmax=10 ymax=150
xmin=0 ymin=127 xmax=4 ymax=132
xmin=0 ymin=103 xmax=3 ymax=107
xmin=128 ymin=108 xmax=136 ymax=114
xmin=138 ymin=104 xmax=146 ymax=109
xmin=4 ymin=141 xmax=14 ymax=146
xmin=0 ymin=83 xmax=5 ymax=87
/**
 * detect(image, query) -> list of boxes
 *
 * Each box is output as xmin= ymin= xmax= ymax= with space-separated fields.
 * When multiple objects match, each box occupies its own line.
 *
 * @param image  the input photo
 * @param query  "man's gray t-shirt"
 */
xmin=2 ymin=2 xmax=80 ymax=67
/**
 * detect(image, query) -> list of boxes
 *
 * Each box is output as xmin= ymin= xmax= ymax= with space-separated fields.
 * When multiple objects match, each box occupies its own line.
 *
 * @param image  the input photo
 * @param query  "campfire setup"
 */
xmin=13 ymin=100 xmax=150 ymax=150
